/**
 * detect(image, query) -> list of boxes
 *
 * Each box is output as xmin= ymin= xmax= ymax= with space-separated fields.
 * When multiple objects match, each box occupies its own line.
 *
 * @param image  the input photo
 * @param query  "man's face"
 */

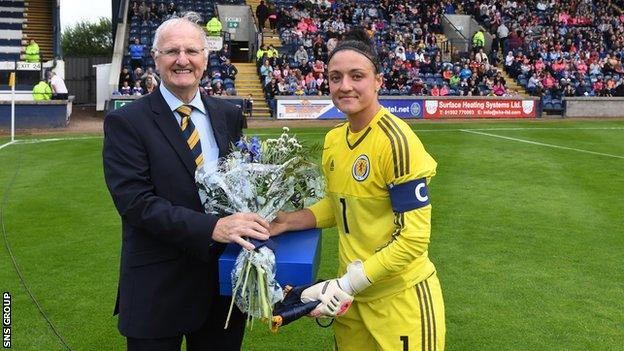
xmin=153 ymin=22 xmax=207 ymax=98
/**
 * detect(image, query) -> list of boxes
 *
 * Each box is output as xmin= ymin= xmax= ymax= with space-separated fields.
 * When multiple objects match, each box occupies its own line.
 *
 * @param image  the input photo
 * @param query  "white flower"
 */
xmin=196 ymin=132 xmax=324 ymax=327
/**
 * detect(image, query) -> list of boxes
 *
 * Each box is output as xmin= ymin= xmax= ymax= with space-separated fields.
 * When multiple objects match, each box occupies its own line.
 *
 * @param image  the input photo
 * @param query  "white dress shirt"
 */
xmin=159 ymin=84 xmax=220 ymax=173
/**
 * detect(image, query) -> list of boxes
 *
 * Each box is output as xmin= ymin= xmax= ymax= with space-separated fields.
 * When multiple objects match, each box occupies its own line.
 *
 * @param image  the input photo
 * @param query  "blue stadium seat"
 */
xmin=552 ymin=100 xmax=563 ymax=111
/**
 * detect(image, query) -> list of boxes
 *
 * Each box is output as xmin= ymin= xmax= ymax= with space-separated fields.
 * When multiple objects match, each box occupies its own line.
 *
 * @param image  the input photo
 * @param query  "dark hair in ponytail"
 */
xmin=328 ymin=28 xmax=380 ymax=73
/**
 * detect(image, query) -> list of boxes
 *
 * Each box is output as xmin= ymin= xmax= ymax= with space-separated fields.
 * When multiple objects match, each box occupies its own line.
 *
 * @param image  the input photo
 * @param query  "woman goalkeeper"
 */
xmin=270 ymin=28 xmax=446 ymax=350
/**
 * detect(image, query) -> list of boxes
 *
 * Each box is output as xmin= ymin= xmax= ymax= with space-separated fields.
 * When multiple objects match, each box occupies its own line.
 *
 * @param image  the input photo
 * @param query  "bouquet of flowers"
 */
xmin=196 ymin=127 xmax=324 ymax=329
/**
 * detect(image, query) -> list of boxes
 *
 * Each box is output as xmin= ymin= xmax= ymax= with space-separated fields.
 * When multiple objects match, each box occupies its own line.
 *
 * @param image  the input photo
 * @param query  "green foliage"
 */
xmin=1 ymin=120 xmax=624 ymax=350
xmin=61 ymin=18 xmax=113 ymax=57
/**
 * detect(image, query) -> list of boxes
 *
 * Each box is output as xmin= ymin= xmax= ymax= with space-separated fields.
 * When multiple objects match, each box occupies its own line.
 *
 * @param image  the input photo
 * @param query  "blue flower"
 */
xmin=249 ymin=136 xmax=262 ymax=162
xmin=235 ymin=137 xmax=248 ymax=152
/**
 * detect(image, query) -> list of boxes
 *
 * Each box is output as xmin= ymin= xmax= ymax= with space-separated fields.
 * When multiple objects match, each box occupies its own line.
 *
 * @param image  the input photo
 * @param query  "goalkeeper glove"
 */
xmin=301 ymin=279 xmax=353 ymax=317
xmin=301 ymin=260 xmax=372 ymax=317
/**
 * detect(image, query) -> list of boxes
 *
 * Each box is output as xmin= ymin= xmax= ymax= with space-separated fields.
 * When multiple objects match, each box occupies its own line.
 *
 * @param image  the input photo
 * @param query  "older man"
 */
xmin=103 ymin=12 xmax=269 ymax=351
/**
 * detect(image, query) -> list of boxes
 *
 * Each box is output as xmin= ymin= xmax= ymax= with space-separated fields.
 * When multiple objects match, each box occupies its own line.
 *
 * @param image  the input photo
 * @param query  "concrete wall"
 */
xmin=217 ymin=5 xmax=253 ymax=41
xmin=444 ymin=15 xmax=492 ymax=52
xmin=445 ymin=15 xmax=472 ymax=36
xmin=564 ymin=97 xmax=624 ymax=118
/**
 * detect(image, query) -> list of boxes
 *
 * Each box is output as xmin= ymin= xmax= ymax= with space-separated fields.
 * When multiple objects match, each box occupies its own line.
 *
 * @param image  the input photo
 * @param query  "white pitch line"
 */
xmin=0 ymin=126 xmax=623 ymax=146
xmin=461 ymin=129 xmax=624 ymax=159
xmin=0 ymin=141 xmax=17 ymax=150
xmin=13 ymin=136 xmax=102 ymax=144
xmin=255 ymin=126 xmax=624 ymax=137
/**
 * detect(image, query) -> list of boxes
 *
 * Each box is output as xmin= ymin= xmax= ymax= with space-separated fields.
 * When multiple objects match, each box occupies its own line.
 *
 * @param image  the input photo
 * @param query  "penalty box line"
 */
xmin=461 ymin=129 xmax=624 ymax=159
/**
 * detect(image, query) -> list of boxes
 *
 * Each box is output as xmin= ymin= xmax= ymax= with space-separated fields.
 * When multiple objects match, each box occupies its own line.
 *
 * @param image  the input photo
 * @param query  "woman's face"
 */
xmin=328 ymin=50 xmax=382 ymax=118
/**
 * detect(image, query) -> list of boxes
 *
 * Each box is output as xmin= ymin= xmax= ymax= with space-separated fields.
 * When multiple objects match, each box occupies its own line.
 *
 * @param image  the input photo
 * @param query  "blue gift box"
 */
xmin=218 ymin=228 xmax=322 ymax=296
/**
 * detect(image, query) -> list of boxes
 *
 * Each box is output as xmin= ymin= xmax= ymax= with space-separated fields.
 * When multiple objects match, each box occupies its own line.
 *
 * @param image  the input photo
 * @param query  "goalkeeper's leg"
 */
xmin=332 ymin=302 xmax=375 ymax=351
xmin=335 ymin=272 xmax=445 ymax=351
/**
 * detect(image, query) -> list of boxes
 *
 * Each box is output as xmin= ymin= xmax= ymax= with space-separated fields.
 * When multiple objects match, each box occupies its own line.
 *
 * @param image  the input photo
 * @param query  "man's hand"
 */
xmin=213 ymin=213 xmax=270 ymax=250
xmin=301 ymin=280 xmax=354 ymax=318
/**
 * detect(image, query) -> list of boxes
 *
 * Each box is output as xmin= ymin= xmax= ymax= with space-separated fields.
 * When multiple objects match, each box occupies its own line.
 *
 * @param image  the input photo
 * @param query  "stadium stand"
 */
xmin=0 ymin=0 xmax=55 ymax=62
xmin=462 ymin=0 xmax=624 ymax=111
xmin=0 ymin=0 xmax=25 ymax=61
xmin=119 ymin=0 xmax=245 ymax=98
xmin=255 ymin=0 xmax=512 ymax=116
xmin=250 ymin=0 xmax=624 ymax=116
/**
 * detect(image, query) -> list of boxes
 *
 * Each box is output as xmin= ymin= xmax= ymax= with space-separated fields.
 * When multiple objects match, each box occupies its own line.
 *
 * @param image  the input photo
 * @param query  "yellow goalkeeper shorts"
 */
xmin=333 ymin=272 xmax=445 ymax=351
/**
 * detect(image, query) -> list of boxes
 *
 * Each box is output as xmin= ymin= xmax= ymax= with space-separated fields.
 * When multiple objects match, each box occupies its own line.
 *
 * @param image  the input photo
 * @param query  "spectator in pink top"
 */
xmin=430 ymin=84 xmax=440 ymax=96
xmin=439 ymin=84 xmax=449 ymax=96
xmin=492 ymin=81 xmax=506 ymax=96
xmin=534 ymin=58 xmax=546 ymax=72
xmin=542 ymin=73 xmax=556 ymax=89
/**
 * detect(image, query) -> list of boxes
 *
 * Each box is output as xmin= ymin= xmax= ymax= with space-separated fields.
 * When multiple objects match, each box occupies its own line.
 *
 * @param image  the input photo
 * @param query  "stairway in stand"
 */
xmin=498 ymin=65 xmax=529 ymax=97
xmin=233 ymin=62 xmax=271 ymax=118
xmin=229 ymin=1 xmax=284 ymax=118
xmin=436 ymin=33 xmax=452 ymax=62
xmin=22 ymin=0 xmax=54 ymax=61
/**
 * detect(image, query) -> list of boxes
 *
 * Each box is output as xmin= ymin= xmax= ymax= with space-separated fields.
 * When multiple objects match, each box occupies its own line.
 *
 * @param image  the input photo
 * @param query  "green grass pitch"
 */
xmin=1 ymin=119 xmax=623 ymax=350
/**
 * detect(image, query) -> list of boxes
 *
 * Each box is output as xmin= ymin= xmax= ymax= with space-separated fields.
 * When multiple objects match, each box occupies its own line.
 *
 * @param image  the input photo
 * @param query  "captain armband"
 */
xmin=388 ymin=177 xmax=430 ymax=213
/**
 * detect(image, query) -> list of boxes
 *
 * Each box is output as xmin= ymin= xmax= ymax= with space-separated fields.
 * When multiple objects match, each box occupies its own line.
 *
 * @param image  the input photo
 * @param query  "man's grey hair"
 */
xmin=151 ymin=11 xmax=210 ymax=58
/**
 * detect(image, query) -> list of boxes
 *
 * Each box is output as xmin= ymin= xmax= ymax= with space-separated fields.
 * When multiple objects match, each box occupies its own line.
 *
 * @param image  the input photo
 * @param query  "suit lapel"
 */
xmin=149 ymin=89 xmax=196 ymax=176
xmin=202 ymin=95 xmax=230 ymax=158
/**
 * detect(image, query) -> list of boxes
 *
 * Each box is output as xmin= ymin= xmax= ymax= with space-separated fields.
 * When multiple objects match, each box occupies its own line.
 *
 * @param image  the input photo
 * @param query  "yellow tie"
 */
xmin=176 ymin=105 xmax=204 ymax=167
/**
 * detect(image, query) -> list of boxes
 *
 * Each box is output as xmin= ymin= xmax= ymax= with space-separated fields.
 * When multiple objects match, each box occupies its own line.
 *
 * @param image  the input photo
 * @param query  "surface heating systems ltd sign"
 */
xmin=424 ymin=99 xmax=537 ymax=118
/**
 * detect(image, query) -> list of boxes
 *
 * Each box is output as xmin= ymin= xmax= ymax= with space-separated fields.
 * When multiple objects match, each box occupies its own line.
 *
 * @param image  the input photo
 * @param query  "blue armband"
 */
xmin=388 ymin=177 xmax=430 ymax=213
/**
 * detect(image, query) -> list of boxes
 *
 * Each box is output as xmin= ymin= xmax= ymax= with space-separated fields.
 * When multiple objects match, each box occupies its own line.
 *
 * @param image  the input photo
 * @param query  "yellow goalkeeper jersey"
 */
xmin=309 ymin=107 xmax=438 ymax=302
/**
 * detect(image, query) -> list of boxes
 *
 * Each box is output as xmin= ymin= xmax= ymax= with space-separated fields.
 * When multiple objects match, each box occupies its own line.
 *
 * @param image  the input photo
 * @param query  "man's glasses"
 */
xmin=156 ymin=48 xmax=206 ymax=58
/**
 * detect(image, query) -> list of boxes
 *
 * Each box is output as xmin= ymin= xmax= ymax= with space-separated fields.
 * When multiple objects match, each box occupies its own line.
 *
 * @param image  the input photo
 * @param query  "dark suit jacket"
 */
xmin=102 ymin=89 xmax=245 ymax=338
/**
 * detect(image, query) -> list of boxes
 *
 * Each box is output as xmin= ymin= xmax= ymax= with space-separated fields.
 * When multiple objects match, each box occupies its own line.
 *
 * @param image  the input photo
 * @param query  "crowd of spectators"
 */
xmin=256 ymin=0 xmax=624 ymax=115
xmin=118 ymin=0 xmax=238 ymax=97
xmin=461 ymin=0 xmax=624 ymax=100
xmin=256 ymin=0 xmax=517 ymax=114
